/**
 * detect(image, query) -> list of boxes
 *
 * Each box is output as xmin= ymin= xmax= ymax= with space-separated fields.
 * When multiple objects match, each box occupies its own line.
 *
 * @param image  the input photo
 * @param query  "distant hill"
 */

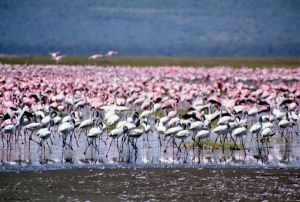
xmin=0 ymin=0 xmax=299 ymax=56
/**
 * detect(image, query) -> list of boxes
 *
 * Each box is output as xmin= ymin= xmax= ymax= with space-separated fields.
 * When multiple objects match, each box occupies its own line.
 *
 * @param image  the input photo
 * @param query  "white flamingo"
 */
xmin=105 ymin=51 xmax=118 ymax=57
xmin=49 ymin=51 xmax=60 ymax=58
xmin=89 ymin=54 xmax=104 ymax=60
xmin=52 ymin=55 xmax=65 ymax=64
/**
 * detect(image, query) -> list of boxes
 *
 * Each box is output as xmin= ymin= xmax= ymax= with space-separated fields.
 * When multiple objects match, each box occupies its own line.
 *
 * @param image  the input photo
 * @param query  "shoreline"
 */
xmin=0 ymin=56 xmax=300 ymax=68
xmin=1 ymin=162 xmax=300 ymax=173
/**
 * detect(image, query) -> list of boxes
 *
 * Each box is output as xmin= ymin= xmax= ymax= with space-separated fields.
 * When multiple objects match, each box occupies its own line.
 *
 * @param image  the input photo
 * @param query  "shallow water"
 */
xmin=0 ymin=167 xmax=300 ymax=201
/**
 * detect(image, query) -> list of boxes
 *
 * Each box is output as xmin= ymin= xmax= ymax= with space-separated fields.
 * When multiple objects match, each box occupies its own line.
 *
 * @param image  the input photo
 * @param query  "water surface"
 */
xmin=1 ymin=167 xmax=300 ymax=201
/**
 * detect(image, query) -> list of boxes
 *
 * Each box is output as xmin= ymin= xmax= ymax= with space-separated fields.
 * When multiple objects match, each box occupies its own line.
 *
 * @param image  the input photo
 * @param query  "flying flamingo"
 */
xmin=89 ymin=54 xmax=104 ymax=60
xmin=49 ymin=51 xmax=60 ymax=58
xmin=52 ymin=55 xmax=66 ymax=64
xmin=105 ymin=51 xmax=118 ymax=57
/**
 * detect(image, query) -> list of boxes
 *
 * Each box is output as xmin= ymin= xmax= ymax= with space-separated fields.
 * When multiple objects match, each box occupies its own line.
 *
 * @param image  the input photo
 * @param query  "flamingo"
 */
xmin=0 ymin=120 xmax=16 ymax=148
xmin=175 ymin=129 xmax=191 ymax=155
xmin=84 ymin=123 xmax=104 ymax=154
xmin=89 ymin=54 xmax=104 ymax=60
xmin=34 ymin=120 xmax=54 ymax=154
xmin=232 ymin=126 xmax=248 ymax=149
xmin=105 ymin=51 xmax=118 ymax=57
xmin=49 ymin=51 xmax=60 ymax=58
xmin=212 ymin=123 xmax=231 ymax=150
xmin=58 ymin=120 xmax=74 ymax=150
xmin=106 ymin=126 xmax=128 ymax=157
xmin=52 ymin=55 xmax=65 ymax=64
xmin=163 ymin=125 xmax=183 ymax=153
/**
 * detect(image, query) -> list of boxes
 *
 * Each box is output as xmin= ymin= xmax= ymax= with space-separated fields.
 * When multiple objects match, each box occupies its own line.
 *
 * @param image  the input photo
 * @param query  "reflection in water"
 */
xmin=1 ymin=129 xmax=300 ymax=168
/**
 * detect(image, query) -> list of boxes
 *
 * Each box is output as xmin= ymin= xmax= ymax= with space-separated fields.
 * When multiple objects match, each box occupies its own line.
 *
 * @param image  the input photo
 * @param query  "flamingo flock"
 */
xmin=0 ymin=64 xmax=299 ymax=164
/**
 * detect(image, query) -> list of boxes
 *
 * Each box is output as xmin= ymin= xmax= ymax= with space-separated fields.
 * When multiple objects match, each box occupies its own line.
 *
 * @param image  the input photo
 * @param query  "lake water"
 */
xmin=1 ymin=167 xmax=300 ymax=201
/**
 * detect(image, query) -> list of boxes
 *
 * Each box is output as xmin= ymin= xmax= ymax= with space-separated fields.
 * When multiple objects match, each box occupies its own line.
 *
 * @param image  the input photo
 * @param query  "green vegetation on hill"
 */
xmin=0 ymin=56 xmax=299 ymax=68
